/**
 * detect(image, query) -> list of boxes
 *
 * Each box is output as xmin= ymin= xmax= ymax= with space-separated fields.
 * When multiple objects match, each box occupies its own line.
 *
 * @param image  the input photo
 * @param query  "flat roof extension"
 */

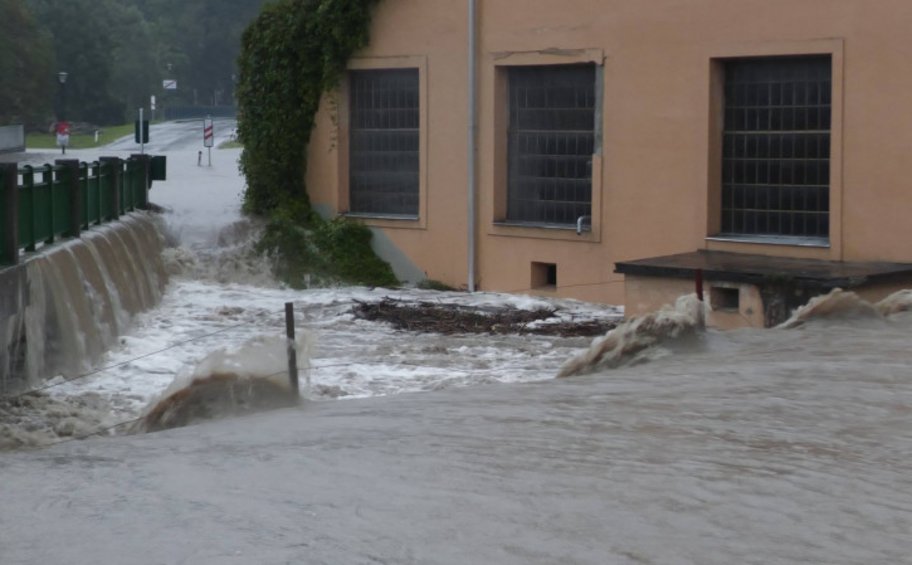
xmin=615 ymin=250 xmax=912 ymax=289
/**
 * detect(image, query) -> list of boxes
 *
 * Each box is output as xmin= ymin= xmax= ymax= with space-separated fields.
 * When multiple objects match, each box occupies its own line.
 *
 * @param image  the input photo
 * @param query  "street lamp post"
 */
xmin=56 ymin=71 xmax=69 ymax=155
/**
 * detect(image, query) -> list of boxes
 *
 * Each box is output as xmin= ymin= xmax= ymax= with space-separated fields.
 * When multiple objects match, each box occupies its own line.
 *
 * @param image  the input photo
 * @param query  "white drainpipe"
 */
xmin=467 ymin=0 xmax=477 ymax=292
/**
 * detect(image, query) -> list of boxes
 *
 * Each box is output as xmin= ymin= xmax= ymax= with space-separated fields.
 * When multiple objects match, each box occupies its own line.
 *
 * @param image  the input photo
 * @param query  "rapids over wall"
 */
xmin=0 ymin=214 xmax=167 ymax=394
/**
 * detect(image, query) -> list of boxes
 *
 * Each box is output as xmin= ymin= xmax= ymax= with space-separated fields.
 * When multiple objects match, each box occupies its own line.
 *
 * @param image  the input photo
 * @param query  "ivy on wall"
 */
xmin=236 ymin=0 xmax=397 ymax=287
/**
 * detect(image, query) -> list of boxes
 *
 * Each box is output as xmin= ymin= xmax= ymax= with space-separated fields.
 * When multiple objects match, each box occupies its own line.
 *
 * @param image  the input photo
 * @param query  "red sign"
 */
xmin=55 ymin=121 xmax=70 ymax=136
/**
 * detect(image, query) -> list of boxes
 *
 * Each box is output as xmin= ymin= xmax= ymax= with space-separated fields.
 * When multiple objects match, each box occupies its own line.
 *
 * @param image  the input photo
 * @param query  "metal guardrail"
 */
xmin=0 ymin=155 xmax=165 ymax=266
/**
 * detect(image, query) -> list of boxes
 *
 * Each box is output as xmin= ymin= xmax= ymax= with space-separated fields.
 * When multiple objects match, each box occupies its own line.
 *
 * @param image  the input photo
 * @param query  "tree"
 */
xmin=27 ymin=0 xmax=124 ymax=124
xmin=133 ymin=0 xmax=270 ymax=107
xmin=105 ymin=3 xmax=161 ymax=117
xmin=0 ymin=0 xmax=54 ymax=126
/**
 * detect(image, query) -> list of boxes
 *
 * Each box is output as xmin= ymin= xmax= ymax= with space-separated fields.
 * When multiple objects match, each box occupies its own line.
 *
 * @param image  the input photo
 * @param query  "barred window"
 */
xmin=507 ymin=64 xmax=595 ymax=226
xmin=349 ymin=68 xmax=419 ymax=217
xmin=721 ymin=55 xmax=831 ymax=239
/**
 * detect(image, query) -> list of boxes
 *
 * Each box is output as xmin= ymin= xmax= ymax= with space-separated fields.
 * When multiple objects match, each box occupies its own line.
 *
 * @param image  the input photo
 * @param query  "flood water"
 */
xmin=1 ymin=125 xmax=910 ymax=563
xmin=2 ymin=305 xmax=910 ymax=564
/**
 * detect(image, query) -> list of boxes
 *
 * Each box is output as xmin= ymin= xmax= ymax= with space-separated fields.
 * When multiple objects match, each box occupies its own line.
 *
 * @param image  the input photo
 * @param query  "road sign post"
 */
xmin=203 ymin=116 xmax=214 ymax=167
xmin=135 ymin=108 xmax=150 ymax=154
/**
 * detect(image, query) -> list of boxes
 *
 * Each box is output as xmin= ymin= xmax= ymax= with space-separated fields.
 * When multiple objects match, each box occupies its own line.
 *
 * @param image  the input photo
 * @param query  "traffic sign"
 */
xmin=134 ymin=120 xmax=150 ymax=143
xmin=203 ymin=118 xmax=214 ymax=148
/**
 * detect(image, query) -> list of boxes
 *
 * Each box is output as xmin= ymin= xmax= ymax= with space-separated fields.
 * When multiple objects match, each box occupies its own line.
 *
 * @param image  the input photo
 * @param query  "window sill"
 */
xmin=489 ymin=221 xmax=599 ymax=242
xmin=706 ymin=234 xmax=830 ymax=248
xmin=345 ymin=212 xmax=419 ymax=221
xmin=342 ymin=212 xmax=425 ymax=230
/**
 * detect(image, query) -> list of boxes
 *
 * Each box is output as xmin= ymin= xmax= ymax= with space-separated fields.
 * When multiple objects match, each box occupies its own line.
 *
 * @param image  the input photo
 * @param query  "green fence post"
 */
xmin=1 ymin=163 xmax=19 ymax=266
xmin=130 ymin=153 xmax=151 ymax=209
xmin=23 ymin=165 xmax=36 ymax=252
xmin=56 ymin=159 xmax=81 ymax=238
xmin=100 ymin=157 xmax=122 ymax=220
xmin=124 ymin=158 xmax=135 ymax=212
xmin=93 ymin=161 xmax=102 ymax=225
xmin=81 ymin=162 xmax=90 ymax=230
xmin=43 ymin=165 xmax=54 ymax=245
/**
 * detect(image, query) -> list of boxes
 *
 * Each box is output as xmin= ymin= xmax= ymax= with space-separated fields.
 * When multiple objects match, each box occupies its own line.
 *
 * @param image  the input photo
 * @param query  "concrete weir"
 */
xmin=0 ymin=213 xmax=167 ymax=394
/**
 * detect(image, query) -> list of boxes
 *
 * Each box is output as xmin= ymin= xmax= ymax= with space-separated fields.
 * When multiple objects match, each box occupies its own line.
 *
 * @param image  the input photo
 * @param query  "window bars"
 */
xmin=349 ymin=68 xmax=420 ymax=217
xmin=507 ymin=64 xmax=595 ymax=226
xmin=721 ymin=55 xmax=831 ymax=239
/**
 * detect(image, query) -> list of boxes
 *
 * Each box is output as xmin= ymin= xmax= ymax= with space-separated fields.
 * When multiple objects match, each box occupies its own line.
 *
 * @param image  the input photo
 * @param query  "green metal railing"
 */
xmin=0 ymin=155 xmax=165 ymax=266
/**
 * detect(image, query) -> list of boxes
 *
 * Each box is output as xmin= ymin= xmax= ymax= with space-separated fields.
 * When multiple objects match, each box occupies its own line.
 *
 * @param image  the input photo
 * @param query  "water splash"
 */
xmin=875 ymin=289 xmax=912 ymax=316
xmin=778 ymin=288 xmax=912 ymax=328
xmin=557 ymin=294 xmax=705 ymax=378
xmin=133 ymin=333 xmax=311 ymax=433
xmin=0 ymin=391 xmax=115 ymax=451
xmin=161 ymin=218 xmax=280 ymax=287
xmin=559 ymin=288 xmax=912 ymax=379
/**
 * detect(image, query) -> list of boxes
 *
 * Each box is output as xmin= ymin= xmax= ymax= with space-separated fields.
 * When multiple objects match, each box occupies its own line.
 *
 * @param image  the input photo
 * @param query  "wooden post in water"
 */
xmin=285 ymin=302 xmax=299 ymax=395
xmin=695 ymin=268 xmax=704 ymax=302
xmin=56 ymin=159 xmax=81 ymax=238
xmin=1 ymin=163 xmax=19 ymax=265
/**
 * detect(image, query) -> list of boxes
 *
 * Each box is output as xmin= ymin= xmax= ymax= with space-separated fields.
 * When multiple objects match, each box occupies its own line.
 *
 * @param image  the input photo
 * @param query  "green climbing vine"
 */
xmin=236 ymin=0 xmax=397 ymax=288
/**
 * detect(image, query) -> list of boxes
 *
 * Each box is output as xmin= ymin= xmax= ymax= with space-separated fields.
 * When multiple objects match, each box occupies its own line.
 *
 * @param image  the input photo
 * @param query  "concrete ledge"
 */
xmin=615 ymin=250 xmax=912 ymax=290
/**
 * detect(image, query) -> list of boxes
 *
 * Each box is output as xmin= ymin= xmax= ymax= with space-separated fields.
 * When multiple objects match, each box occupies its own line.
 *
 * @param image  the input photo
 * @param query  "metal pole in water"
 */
xmin=466 ymin=0 xmax=477 ymax=292
xmin=285 ymin=302 xmax=299 ymax=395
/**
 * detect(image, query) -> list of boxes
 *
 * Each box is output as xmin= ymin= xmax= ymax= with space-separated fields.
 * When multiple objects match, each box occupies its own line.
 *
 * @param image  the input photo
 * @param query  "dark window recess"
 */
xmin=349 ymin=68 xmax=419 ymax=216
xmin=507 ymin=64 xmax=595 ymax=226
xmin=721 ymin=55 xmax=831 ymax=238
xmin=531 ymin=262 xmax=558 ymax=288
xmin=710 ymin=286 xmax=740 ymax=310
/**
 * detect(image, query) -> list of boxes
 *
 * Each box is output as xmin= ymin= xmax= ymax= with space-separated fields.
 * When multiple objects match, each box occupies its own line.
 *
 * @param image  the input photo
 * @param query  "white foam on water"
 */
xmin=557 ymin=294 xmax=706 ymax=378
xmin=778 ymin=287 xmax=912 ymax=328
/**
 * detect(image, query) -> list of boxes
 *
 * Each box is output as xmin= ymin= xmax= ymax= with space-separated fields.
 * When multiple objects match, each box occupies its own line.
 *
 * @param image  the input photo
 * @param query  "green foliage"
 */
xmin=28 ymin=0 xmax=153 ymax=125
xmin=26 ymin=123 xmax=136 ymax=149
xmin=256 ymin=199 xmax=397 ymax=288
xmin=238 ymin=0 xmax=397 ymax=289
xmin=236 ymin=0 xmax=378 ymax=215
xmin=20 ymin=0 xmax=268 ymax=126
xmin=131 ymin=0 xmax=271 ymax=108
xmin=417 ymin=279 xmax=458 ymax=292
xmin=0 ymin=0 xmax=53 ymax=126
xmin=313 ymin=217 xmax=398 ymax=287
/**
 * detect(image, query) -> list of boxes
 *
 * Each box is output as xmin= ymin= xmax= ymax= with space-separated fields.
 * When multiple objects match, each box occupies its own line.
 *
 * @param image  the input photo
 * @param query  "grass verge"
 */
xmin=26 ymin=123 xmax=136 ymax=150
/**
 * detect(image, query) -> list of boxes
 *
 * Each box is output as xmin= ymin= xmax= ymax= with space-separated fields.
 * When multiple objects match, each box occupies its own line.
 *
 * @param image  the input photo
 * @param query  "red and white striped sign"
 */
xmin=203 ymin=118 xmax=214 ymax=148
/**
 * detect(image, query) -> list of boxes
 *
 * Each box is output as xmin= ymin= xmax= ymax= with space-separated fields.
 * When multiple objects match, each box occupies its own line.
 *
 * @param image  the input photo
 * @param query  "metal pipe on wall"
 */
xmin=467 ymin=0 xmax=477 ymax=292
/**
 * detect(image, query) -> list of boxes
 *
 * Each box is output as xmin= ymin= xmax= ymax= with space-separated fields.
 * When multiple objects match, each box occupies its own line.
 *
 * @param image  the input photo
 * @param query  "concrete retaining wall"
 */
xmin=0 ymin=125 xmax=25 ymax=154
xmin=0 ymin=214 xmax=167 ymax=394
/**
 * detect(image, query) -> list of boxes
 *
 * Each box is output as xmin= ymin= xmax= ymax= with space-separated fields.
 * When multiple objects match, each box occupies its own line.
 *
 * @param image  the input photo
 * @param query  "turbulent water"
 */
xmin=2 ymin=291 xmax=911 ymax=563
xmin=0 ymin=143 xmax=623 ymax=450
xmin=559 ymin=287 xmax=912 ymax=377
xmin=1 ymin=130 xmax=911 ymax=563
xmin=132 ymin=333 xmax=310 ymax=433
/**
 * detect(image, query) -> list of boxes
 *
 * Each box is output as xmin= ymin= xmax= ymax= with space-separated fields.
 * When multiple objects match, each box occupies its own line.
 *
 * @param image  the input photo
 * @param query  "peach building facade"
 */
xmin=305 ymin=0 xmax=912 ymax=327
